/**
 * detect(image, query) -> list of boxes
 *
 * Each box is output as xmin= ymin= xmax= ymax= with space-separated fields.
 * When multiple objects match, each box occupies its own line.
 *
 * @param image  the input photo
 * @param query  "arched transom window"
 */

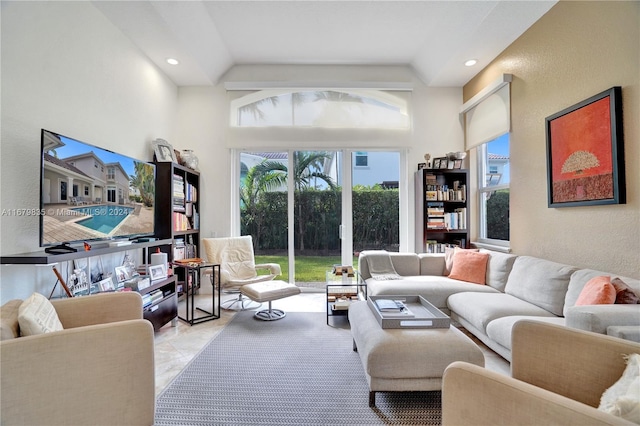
xmin=230 ymin=89 xmax=410 ymax=129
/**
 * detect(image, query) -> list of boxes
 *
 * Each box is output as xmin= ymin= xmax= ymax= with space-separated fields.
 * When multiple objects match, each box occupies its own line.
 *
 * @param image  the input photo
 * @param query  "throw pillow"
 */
xmin=18 ymin=292 xmax=64 ymax=336
xmin=443 ymin=247 xmax=478 ymax=275
xmin=575 ymin=276 xmax=616 ymax=306
xmin=448 ymin=250 xmax=489 ymax=285
xmin=611 ymin=278 xmax=640 ymax=304
xmin=598 ymin=353 xmax=640 ymax=423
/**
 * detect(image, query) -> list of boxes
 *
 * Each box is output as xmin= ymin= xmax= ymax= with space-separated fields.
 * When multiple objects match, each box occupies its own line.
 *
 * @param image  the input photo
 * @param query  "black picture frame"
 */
xmin=433 ymin=157 xmax=447 ymax=169
xmin=545 ymin=86 xmax=625 ymax=208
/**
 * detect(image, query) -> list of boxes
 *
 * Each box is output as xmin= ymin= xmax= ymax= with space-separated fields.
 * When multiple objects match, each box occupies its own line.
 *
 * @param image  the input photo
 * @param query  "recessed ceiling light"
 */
xmin=464 ymin=59 xmax=478 ymax=67
xmin=166 ymin=58 xmax=179 ymax=65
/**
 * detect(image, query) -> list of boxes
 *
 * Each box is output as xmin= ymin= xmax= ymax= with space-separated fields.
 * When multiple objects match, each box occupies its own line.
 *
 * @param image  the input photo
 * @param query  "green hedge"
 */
xmin=241 ymin=188 xmax=399 ymax=253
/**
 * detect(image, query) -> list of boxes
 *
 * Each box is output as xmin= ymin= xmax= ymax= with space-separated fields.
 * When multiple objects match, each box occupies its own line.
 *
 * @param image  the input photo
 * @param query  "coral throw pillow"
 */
xmin=575 ymin=276 xmax=616 ymax=306
xmin=611 ymin=278 xmax=640 ymax=304
xmin=444 ymin=247 xmax=478 ymax=275
xmin=448 ymin=250 xmax=489 ymax=285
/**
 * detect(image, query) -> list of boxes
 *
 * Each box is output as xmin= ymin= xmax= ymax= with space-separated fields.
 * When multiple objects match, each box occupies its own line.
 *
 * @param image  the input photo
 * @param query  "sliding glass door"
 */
xmin=239 ymin=149 xmax=400 ymax=287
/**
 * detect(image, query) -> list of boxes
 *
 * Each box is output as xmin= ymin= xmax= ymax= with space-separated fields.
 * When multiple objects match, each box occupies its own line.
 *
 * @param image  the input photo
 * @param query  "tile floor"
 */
xmin=152 ymin=289 xmax=511 ymax=395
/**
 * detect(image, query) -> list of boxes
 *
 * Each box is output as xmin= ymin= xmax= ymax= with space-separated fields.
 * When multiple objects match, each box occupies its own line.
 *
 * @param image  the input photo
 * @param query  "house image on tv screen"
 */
xmin=40 ymin=129 xmax=155 ymax=246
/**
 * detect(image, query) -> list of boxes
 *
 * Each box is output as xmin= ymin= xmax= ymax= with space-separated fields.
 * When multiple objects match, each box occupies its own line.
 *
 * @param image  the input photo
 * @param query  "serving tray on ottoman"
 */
xmin=367 ymin=295 xmax=450 ymax=329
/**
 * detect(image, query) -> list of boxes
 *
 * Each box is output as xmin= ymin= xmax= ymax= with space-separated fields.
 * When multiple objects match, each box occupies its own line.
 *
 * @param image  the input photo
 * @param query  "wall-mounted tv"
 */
xmin=40 ymin=129 xmax=156 ymax=248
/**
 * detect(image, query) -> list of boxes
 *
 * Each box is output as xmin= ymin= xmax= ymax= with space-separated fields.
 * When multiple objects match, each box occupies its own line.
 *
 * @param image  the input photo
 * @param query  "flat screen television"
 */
xmin=40 ymin=129 xmax=156 ymax=249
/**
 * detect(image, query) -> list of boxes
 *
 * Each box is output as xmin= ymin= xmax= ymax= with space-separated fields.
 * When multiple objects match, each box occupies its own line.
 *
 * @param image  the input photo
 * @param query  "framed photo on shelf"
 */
xmin=98 ymin=277 xmax=115 ymax=292
xmin=545 ymin=86 xmax=625 ymax=208
xmin=149 ymin=264 xmax=167 ymax=281
xmin=417 ymin=162 xmax=427 ymax=170
xmin=453 ymin=159 xmax=463 ymax=169
xmin=114 ymin=266 xmax=130 ymax=283
xmin=152 ymin=138 xmax=177 ymax=163
xmin=433 ymin=157 xmax=448 ymax=169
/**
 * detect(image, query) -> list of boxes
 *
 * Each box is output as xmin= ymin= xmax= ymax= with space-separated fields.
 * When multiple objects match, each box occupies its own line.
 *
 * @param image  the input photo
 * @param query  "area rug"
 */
xmin=155 ymin=311 xmax=441 ymax=425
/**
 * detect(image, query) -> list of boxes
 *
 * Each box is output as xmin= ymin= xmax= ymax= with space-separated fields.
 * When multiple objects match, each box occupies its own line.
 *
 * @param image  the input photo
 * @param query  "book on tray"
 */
xmin=374 ymin=299 xmax=415 ymax=318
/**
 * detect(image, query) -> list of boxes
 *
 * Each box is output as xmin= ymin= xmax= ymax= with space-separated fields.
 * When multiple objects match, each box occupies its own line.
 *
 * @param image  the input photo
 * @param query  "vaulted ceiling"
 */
xmin=93 ymin=0 xmax=556 ymax=87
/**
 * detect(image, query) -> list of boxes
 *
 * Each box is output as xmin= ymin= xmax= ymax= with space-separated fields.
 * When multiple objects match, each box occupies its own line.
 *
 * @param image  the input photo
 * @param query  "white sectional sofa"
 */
xmin=359 ymin=250 xmax=640 ymax=361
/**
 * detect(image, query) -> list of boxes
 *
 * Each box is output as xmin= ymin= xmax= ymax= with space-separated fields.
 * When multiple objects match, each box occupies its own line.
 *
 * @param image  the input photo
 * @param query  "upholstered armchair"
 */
xmin=442 ymin=320 xmax=640 ymax=425
xmin=0 ymin=292 xmax=155 ymax=426
xmin=203 ymin=236 xmax=282 ymax=310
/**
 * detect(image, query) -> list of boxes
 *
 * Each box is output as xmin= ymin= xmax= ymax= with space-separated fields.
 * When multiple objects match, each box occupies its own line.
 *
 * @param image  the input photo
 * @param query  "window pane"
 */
xmin=484 ymin=134 xmax=510 ymax=187
xmin=483 ymin=189 xmax=510 ymax=240
xmin=479 ymin=133 xmax=510 ymax=243
xmin=233 ymin=90 xmax=409 ymax=129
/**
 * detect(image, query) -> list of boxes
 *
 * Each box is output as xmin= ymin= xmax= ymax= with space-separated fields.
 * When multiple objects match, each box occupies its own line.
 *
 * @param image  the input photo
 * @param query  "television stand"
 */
xmin=44 ymin=243 xmax=78 ymax=254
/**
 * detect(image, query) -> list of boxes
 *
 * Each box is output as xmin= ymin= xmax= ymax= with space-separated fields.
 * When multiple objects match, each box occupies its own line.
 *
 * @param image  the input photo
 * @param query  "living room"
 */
xmin=1 ymin=1 xmax=639 ymax=425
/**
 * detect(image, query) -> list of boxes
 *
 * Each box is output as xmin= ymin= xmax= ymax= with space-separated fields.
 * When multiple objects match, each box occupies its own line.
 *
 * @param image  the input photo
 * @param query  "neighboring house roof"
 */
xmin=62 ymin=151 xmax=105 ymax=166
xmin=105 ymin=162 xmax=129 ymax=179
xmin=44 ymin=153 xmax=91 ymax=178
xmin=249 ymin=152 xmax=288 ymax=160
xmin=488 ymin=153 xmax=509 ymax=160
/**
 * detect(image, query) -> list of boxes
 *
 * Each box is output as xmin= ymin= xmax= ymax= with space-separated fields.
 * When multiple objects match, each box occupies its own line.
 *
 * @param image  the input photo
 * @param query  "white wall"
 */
xmin=174 ymin=65 xmax=464 ymax=249
xmin=0 ymin=2 xmax=178 ymax=302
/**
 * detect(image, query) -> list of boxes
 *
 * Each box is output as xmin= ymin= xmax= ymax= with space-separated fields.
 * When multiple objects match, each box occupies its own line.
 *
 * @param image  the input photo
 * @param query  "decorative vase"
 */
xmin=180 ymin=149 xmax=199 ymax=170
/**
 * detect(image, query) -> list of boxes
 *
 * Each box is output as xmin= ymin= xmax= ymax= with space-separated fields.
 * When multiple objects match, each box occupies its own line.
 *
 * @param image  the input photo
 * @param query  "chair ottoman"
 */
xmin=348 ymin=300 xmax=484 ymax=406
xmin=240 ymin=280 xmax=301 ymax=321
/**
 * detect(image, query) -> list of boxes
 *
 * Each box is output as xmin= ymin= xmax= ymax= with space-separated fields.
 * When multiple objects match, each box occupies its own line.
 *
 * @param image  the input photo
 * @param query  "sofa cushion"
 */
xmin=486 ymin=315 xmax=567 ymax=353
xmin=607 ymin=326 xmax=640 ymax=343
xmin=575 ymin=276 xmax=616 ymax=306
xmin=448 ymin=250 xmax=489 ymax=285
xmin=480 ymin=249 xmax=518 ymax=292
xmin=564 ymin=269 xmax=640 ymax=316
xmin=1 ymin=299 xmax=23 ymax=340
xmin=504 ymin=256 xmax=576 ymax=316
xmin=366 ymin=276 xmax=500 ymax=309
xmin=448 ymin=292 xmax=557 ymax=334
xmin=359 ymin=252 xmax=420 ymax=280
xmin=565 ymin=304 xmax=640 ymax=335
xmin=418 ymin=253 xmax=446 ymax=276
xmin=18 ymin=293 xmax=64 ymax=336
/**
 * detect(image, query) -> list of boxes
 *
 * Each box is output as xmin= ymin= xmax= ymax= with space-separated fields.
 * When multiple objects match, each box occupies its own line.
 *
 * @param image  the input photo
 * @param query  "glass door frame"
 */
xmin=231 ymin=148 xmax=409 ymax=284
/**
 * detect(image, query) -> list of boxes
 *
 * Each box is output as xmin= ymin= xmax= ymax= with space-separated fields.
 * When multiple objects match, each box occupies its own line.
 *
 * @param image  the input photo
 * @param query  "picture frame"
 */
xmin=453 ymin=159 xmax=463 ymax=169
xmin=98 ymin=277 xmax=115 ymax=292
xmin=417 ymin=162 xmax=427 ymax=170
xmin=90 ymin=256 xmax=104 ymax=283
xmin=546 ymin=87 xmax=625 ymax=207
xmin=433 ymin=157 xmax=448 ymax=169
xmin=152 ymin=138 xmax=177 ymax=163
xmin=114 ymin=265 xmax=130 ymax=283
xmin=149 ymin=264 xmax=167 ymax=281
xmin=73 ymin=258 xmax=89 ymax=281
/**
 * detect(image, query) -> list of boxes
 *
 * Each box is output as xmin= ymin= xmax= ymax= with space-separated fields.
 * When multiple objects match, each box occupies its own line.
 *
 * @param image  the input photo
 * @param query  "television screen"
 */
xmin=40 ymin=129 xmax=156 ymax=247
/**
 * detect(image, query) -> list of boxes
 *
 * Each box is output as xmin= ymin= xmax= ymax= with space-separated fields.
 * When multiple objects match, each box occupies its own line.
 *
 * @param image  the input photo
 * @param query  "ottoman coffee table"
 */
xmin=348 ymin=299 xmax=484 ymax=407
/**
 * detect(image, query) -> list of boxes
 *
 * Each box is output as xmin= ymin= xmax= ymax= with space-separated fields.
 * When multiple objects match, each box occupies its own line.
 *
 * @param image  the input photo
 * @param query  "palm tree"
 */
xmin=130 ymin=162 xmax=155 ymax=207
xmin=240 ymin=160 xmax=287 ymax=247
xmin=241 ymin=151 xmax=336 ymax=251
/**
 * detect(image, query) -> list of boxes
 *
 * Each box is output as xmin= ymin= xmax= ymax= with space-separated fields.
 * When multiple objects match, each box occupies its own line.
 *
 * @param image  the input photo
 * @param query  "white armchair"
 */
xmin=203 ymin=236 xmax=282 ymax=310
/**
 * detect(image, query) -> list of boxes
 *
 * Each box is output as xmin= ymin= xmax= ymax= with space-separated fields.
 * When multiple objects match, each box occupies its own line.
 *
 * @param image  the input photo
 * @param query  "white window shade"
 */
xmin=461 ymin=74 xmax=512 ymax=150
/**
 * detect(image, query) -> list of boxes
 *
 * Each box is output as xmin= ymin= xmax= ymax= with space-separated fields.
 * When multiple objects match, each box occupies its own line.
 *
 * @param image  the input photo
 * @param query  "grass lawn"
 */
xmin=255 ymin=255 xmax=358 ymax=282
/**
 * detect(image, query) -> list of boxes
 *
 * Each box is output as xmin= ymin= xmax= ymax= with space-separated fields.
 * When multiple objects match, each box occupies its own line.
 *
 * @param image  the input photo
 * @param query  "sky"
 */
xmin=56 ymin=135 xmax=140 ymax=177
